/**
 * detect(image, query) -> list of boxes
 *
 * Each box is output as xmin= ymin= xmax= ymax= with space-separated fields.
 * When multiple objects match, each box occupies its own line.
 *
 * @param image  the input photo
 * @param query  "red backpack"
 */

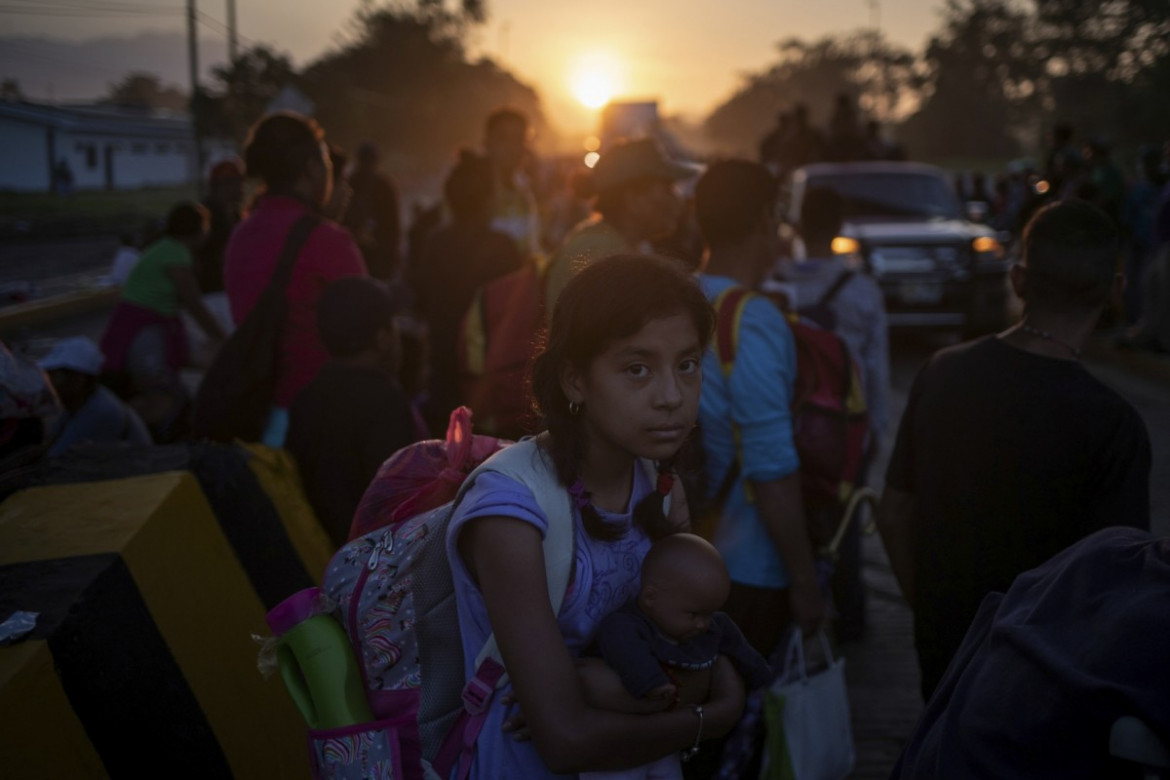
xmin=711 ymin=286 xmax=869 ymax=508
xmin=455 ymin=263 xmax=545 ymax=439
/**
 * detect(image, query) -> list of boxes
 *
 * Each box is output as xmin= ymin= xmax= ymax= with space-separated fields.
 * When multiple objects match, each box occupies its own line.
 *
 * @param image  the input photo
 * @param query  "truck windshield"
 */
xmin=808 ymin=173 xmax=962 ymax=220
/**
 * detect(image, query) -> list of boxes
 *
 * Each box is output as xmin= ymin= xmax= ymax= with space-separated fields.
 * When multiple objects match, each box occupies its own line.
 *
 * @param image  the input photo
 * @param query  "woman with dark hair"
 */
xmin=445 ymin=254 xmax=748 ymax=778
xmin=100 ymin=201 xmax=227 ymax=441
xmin=223 ymin=111 xmax=367 ymax=447
xmin=408 ymin=149 xmax=523 ymax=434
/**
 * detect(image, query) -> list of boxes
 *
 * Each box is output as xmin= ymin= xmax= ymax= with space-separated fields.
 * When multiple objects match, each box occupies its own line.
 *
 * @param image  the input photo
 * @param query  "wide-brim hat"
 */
xmin=591 ymin=138 xmax=696 ymax=193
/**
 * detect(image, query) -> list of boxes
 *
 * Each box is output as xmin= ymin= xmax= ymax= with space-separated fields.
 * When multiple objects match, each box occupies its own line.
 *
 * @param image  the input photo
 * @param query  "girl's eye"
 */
xmin=679 ymin=358 xmax=700 ymax=374
xmin=626 ymin=364 xmax=650 ymax=378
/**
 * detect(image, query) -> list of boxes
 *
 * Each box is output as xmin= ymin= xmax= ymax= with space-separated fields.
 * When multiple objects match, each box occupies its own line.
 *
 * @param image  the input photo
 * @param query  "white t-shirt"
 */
xmin=109 ymin=246 xmax=141 ymax=286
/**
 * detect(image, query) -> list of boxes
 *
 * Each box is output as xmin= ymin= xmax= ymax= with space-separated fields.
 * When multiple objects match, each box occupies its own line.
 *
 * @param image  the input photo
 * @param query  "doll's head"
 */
xmin=637 ymin=534 xmax=731 ymax=642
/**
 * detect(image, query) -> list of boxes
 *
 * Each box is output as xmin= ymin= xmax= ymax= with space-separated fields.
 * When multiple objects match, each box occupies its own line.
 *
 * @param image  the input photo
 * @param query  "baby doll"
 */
xmin=585 ymin=533 xmax=772 ymax=779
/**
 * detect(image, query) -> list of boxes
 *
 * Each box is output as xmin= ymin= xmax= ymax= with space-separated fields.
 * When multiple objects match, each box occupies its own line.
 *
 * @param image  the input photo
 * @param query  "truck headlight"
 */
xmin=972 ymin=236 xmax=1003 ymax=260
xmin=831 ymin=236 xmax=860 ymax=255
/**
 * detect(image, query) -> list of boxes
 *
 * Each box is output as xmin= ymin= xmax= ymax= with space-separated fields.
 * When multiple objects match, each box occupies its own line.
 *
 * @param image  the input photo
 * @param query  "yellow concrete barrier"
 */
xmin=0 ymin=472 xmax=313 ymax=779
xmin=0 ymin=288 xmax=120 ymax=337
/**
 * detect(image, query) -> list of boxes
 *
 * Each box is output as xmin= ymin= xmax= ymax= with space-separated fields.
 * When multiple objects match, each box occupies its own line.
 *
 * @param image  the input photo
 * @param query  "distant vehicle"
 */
xmin=785 ymin=161 xmax=1011 ymax=335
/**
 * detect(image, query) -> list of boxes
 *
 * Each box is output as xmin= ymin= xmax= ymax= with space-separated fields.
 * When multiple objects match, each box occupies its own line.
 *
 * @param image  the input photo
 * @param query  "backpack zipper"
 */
xmin=348 ymin=528 xmax=393 ymax=694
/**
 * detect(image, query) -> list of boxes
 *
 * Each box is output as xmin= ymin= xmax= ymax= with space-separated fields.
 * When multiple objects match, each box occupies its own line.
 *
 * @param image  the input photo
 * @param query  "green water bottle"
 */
xmin=266 ymin=587 xmax=373 ymax=728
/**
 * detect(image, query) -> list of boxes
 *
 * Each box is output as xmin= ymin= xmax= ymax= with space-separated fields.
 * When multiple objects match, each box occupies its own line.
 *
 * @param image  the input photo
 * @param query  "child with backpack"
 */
xmin=444 ymin=254 xmax=747 ymax=777
xmin=285 ymin=277 xmax=418 ymax=549
xmin=783 ymin=186 xmax=889 ymax=445
xmin=782 ymin=186 xmax=889 ymax=642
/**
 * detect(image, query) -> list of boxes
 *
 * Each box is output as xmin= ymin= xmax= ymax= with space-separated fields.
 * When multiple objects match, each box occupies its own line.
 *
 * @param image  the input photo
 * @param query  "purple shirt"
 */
xmin=446 ymin=466 xmax=653 ymax=779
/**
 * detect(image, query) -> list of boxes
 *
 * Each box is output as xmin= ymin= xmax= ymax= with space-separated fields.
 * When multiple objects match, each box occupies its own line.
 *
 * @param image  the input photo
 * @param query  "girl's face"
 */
xmin=562 ymin=312 xmax=704 ymax=464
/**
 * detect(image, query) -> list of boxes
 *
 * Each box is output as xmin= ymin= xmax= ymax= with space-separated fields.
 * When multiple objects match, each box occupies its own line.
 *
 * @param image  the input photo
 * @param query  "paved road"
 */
xmin=844 ymin=330 xmax=1170 ymax=778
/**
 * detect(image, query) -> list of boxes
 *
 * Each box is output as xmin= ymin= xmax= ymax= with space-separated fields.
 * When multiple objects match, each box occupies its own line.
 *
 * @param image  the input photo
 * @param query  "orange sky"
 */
xmin=4 ymin=0 xmax=944 ymax=130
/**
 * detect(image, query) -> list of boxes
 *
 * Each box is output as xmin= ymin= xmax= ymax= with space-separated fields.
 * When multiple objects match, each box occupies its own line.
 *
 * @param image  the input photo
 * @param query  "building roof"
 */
xmin=0 ymin=99 xmax=192 ymax=139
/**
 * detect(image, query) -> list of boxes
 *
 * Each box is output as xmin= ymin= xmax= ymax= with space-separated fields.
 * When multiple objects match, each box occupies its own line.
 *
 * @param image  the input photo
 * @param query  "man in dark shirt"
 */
xmin=876 ymin=200 xmax=1151 ymax=701
xmin=287 ymin=277 xmax=417 ymax=549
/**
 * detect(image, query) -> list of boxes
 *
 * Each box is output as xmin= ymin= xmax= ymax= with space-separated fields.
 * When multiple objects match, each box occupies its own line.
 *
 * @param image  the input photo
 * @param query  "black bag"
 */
xmin=192 ymin=214 xmax=320 ymax=443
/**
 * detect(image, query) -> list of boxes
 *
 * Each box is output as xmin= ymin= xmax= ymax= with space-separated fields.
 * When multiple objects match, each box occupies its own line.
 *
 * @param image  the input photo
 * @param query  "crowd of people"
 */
xmin=0 ymin=102 xmax=1164 ymax=778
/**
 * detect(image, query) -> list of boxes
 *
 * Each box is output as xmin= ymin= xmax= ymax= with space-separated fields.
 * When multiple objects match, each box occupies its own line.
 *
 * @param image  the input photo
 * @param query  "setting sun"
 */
xmin=569 ymin=51 xmax=624 ymax=110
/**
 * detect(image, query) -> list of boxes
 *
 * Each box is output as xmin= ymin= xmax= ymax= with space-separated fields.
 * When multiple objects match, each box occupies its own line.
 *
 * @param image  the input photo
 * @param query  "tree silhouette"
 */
xmin=301 ymin=2 xmax=546 ymax=177
xmin=104 ymin=72 xmax=187 ymax=112
xmin=705 ymin=31 xmax=922 ymax=156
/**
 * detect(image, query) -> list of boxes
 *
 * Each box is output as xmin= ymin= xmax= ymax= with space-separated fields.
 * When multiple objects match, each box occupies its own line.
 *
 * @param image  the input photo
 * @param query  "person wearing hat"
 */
xmin=545 ymin=138 xmax=694 ymax=311
xmin=40 ymin=337 xmax=151 ymax=457
xmin=285 ymin=277 xmax=418 ymax=549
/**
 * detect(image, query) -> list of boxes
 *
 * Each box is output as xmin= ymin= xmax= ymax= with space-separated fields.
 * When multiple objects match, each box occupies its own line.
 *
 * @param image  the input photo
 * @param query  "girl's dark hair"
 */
xmin=444 ymin=150 xmax=494 ymax=225
xmin=531 ymin=254 xmax=715 ymax=541
xmin=164 ymin=201 xmax=209 ymax=238
xmin=243 ymin=112 xmax=325 ymax=194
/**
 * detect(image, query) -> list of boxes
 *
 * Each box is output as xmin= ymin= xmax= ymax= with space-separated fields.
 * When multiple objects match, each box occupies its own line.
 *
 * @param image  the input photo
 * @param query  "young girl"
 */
xmin=446 ymin=254 xmax=747 ymax=778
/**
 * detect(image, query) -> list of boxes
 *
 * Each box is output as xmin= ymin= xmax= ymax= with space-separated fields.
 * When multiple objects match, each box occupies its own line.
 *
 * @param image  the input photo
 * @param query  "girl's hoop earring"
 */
xmin=568 ymin=401 xmax=581 ymax=416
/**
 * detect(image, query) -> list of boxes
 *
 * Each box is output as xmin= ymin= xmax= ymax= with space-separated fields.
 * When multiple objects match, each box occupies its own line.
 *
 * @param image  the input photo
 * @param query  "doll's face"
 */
xmin=641 ymin=574 xmax=728 ymax=643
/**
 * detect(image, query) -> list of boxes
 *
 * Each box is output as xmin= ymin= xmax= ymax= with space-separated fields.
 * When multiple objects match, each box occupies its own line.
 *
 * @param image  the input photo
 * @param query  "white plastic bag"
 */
xmin=759 ymin=630 xmax=855 ymax=780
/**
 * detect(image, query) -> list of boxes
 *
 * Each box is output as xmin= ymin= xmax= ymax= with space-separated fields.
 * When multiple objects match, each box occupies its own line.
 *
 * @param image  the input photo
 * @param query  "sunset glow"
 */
xmin=569 ymin=51 xmax=623 ymax=110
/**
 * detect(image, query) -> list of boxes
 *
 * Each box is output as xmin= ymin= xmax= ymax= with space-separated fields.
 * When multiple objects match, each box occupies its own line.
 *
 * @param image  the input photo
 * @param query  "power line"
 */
xmin=0 ymin=5 xmax=180 ymax=18
xmin=195 ymin=8 xmax=255 ymax=49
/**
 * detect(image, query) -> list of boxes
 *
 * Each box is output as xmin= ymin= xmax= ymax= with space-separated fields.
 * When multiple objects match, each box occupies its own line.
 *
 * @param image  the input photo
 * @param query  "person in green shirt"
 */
xmin=545 ymin=138 xmax=694 ymax=312
xmin=101 ymin=202 xmax=227 ymax=440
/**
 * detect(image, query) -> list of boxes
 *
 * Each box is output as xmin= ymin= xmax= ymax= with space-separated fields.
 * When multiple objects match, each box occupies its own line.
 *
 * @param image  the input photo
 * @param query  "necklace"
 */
xmin=1020 ymin=324 xmax=1082 ymax=358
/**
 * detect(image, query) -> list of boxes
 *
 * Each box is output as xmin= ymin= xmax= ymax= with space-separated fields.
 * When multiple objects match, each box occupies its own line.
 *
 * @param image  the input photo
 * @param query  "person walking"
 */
xmin=876 ymin=200 xmax=1151 ymax=701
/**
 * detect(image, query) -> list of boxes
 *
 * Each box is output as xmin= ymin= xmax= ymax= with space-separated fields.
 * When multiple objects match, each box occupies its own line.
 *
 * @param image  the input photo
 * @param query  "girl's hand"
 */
xmin=576 ymin=658 xmax=672 ymax=714
xmin=646 ymin=683 xmax=678 ymax=702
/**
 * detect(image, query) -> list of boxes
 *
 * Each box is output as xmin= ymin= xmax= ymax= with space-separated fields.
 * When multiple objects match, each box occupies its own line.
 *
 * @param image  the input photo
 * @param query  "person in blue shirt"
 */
xmin=694 ymin=160 xmax=825 ymax=654
xmin=39 ymin=337 xmax=151 ymax=456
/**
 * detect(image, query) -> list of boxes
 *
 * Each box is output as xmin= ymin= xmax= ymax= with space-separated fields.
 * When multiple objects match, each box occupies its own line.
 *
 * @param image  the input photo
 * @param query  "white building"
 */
xmin=0 ymin=100 xmax=230 ymax=193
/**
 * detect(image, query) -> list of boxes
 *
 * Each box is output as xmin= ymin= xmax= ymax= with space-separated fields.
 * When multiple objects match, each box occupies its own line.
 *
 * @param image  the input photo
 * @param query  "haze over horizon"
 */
xmin=0 ymin=0 xmax=945 ymax=131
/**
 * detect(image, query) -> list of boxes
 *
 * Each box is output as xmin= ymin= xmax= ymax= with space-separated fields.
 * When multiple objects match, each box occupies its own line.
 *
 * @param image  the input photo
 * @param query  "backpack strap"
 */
xmin=435 ymin=437 xmax=667 ymax=780
xmin=710 ymin=285 xmax=755 ymax=508
xmin=816 ymin=270 xmax=855 ymax=309
xmin=264 ymin=213 xmax=321 ymax=303
xmin=459 ymin=439 xmax=668 ymax=676
xmin=713 ymin=286 xmax=754 ymax=376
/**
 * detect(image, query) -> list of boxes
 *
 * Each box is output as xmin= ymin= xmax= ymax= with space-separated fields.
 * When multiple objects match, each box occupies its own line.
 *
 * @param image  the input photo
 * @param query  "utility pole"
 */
xmin=226 ymin=0 xmax=238 ymax=62
xmin=869 ymin=0 xmax=881 ymax=35
xmin=187 ymin=0 xmax=204 ymax=187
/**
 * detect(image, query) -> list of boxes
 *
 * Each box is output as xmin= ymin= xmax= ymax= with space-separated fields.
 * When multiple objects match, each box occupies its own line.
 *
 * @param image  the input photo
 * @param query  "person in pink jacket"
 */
xmin=224 ymin=112 xmax=367 ymax=446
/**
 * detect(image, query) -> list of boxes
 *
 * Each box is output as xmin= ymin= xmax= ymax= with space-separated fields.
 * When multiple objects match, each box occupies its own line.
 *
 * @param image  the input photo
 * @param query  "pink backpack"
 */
xmin=347 ymin=406 xmax=509 ymax=542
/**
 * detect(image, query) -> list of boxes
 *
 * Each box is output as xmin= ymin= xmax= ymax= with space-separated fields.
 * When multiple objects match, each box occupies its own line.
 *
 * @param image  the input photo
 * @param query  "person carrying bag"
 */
xmin=193 ymin=214 xmax=320 ymax=443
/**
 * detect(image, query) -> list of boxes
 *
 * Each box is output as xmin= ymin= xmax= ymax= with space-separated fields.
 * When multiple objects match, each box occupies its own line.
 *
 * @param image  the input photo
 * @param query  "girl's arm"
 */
xmin=460 ymin=515 xmax=745 ymax=774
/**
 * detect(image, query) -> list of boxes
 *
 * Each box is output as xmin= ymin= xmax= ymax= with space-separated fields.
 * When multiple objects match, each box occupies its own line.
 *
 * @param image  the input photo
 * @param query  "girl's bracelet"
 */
xmin=681 ymin=704 xmax=703 ymax=762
